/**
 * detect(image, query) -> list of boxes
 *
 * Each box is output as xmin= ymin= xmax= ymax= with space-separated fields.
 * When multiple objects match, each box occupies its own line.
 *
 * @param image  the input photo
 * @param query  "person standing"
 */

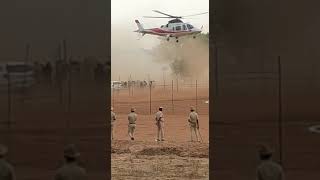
xmin=54 ymin=144 xmax=87 ymax=180
xmin=128 ymin=107 xmax=137 ymax=140
xmin=188 ymin=106 xmax=200 ymax=142
xmin=155 ymin=107 xmax=165 ymax=141
xmin=256 ymin=144 xmax=285 ymax=180
xmin=0 ymin=144 xmax=15 ymax=180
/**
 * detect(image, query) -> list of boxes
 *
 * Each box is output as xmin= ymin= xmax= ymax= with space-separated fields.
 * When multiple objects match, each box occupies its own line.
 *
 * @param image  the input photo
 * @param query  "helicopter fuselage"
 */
xmin=135 ymin=20 xmax=202 ymax=39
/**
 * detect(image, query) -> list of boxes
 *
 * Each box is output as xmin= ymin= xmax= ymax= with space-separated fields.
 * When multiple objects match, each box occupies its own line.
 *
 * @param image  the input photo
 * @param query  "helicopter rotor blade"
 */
xmin=182 ymin=12 xmax=208 ymax=17
xmin=143 ymin=16 xmax=173 ymax=18
xmin=152 ymin=10 xmax=181 ymax=18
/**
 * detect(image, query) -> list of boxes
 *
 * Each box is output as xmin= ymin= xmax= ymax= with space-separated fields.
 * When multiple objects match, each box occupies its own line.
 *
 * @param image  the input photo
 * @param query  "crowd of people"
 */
xmin=31 ymin=58 xmax=110 ymax=85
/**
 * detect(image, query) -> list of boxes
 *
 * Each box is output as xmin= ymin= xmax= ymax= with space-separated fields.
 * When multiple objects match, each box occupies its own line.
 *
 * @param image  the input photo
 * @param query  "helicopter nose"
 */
xmin=194 ymin=28 xmax=201 ymax=33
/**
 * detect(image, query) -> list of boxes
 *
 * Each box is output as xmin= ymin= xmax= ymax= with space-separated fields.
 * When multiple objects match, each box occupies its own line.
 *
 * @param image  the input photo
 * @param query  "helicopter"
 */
xmin=134 ymin=10 xmax=208 ymax=43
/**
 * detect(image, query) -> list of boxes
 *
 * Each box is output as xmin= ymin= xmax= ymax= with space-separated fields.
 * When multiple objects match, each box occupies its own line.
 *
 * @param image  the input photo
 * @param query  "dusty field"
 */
xmin=112 ymin=140 xmax=209 ymax=180
xmin=111 ymin=84 xmax=209 ymax=179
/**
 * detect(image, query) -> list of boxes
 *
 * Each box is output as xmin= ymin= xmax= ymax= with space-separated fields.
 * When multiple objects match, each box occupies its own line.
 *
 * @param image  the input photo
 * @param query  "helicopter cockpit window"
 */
xmin=187 ymin=24 xmax=194 ymax=29
xmin=183 ymin=24 xmax=187 ymax=30
xmin=175 ymin=25 xmax=181 ymax=31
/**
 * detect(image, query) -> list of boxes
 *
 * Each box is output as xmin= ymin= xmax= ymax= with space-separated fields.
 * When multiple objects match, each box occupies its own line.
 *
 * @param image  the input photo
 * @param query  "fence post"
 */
xmin=172 ymin=80 xmax=174 ymax=113
xmin=132 ymin=82 xmax=134 ymax=96
xmin=163 ymin=71 xmax=165 ymax=91
xmin=7 ymin=72 xmax=12 ymax=160
xmin=176 ymin=78 xmax=178 ymax=92
xmin=68 ymin=63 xmax=71 ymax=112
xmin=112 ymin=86 xmax=115 ymax=108
xmin=196 ymin=80 xmax=198 ymax=112
xmin=278 ymin=56 xmax=283 ymax=166
xmin=149 ymin=82 xmax=152 ymax=115
xmin=7 ymin=73 xmax=11 ymax=130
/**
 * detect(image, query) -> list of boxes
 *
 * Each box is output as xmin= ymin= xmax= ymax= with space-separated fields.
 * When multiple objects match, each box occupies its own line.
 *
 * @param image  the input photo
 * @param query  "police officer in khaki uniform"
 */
xmin=155 ymin=107 xmax=165 ymax=141
xmin=54 ymin=144 xmax=87 ymax=180
xmin=128 ymin=107 xmax=137 ymax=140
xmin=188 ymin=106 xmax=200 ymax=142
xmin=0 ymin=144 xmax=15 ymax=180
xmin=256 ymin=144 xmax=284 ymax=180
xmin=111 ymin=107 xmax=116 ymax=140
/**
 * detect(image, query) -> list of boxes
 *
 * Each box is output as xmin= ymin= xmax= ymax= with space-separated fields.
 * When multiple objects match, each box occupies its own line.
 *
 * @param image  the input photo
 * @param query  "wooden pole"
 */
xmin=7 ymin=73 xmax=11 ymax=130
xmin=163 ymin=71 xmax=165 ymax=91
xmin=214 ymin=46 xmax=219 ymax=96
xmin=129 ymin=74 xmax=132 ymax=96
xmin=196 ymin=80 xmax=198 ymax=112
xmin=63 ymin=39 xmax=70 ymax=143
xmin=149 ymin=82 xmax=152 ymax=115
xmin=172 ymin=80 xmax=174 ymax=113
xmin=278 ymin=56 xmax=283 ymax=166
xmin=176 ymin=78 xmax=178 ymax=92
xmin=7 ymin=73 xmax=12 ymax=159
xmin=112 ymin=86 xmax=115 ymax=107
xmin=23 ymin=43 xmax=31 ymax=103
xmin=58 ymin=42 xmax=63 ymax=104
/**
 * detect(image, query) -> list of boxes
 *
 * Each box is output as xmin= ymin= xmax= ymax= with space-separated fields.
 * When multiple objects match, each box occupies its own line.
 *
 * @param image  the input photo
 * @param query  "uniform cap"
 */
xmin=257 ymin=144 xmax=273 ymax=156
xmin=190 ymin=106 xmax=195 ymax=111
xmin=0 ymin=144 xmax=8 ymax=156
xmin=131 ymin=107 xmax=135 ymax=112
xmin=64 ymin=144 xmax=80 ymax=158
xmin=159 ymin=107 xmax=163 ymax=109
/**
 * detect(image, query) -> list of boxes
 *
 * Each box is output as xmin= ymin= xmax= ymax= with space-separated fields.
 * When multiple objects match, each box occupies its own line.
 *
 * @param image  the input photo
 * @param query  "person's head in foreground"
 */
xmin=111 ymin=107 xmax=113 ymax=111
xmin=0 ymin=144 xmax=8 ymax=159
xmin=131 ymin=107 xmax=135 ymax=112
xmin=258 ymin=144 xmax=273 ymax=161
xmin=64 ymin=144 xmax=80 ymax=163
xmin=159 ymin=107 xmax=163 ymax=111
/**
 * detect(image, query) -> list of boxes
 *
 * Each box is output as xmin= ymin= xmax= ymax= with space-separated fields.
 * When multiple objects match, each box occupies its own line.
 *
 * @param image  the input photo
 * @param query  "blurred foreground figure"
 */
xmin=111 ymin=107 xmax=116 ymax=140
xmin=54 ymin=144 xmax=87 ymax=180
xmin=256 ymin=144 xmax=284 ymax=180
xmin=188 ymin=107 xmax=200 ymax=142
xmin=0 ymin=144 xmax=15 ymax=180
xmin=128 ymin=107 xmax=137 ymax=140
xmin=155 ymin=107 xmax=165 ymax=141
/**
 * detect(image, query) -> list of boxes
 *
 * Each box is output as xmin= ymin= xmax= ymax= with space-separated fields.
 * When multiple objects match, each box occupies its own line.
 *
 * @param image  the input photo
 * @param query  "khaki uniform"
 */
xmin=128 ymin=112 xmax=137 ymax=139
xmin=188 ymin=111 xmax=200 ymax=141
xmin=257 ymin=160 xmax=284 ymax=180
xmin=0 ymin=158 xmax=15 ymax=180
xmin=155 ymin=111 xmax=165 ymax=141
xmin=111 ymin=111 xmax=116 ymax=140
xmin=54 ymin=162 xmax=87 ymax=180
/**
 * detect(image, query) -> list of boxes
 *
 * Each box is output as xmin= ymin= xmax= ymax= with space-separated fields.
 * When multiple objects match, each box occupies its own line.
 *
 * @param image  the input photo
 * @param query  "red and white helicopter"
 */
xmin=134 ymin=10 xmax=208 ymax=42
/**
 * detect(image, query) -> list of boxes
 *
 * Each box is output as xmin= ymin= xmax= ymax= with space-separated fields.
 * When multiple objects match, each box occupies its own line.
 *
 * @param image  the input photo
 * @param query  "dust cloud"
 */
xmin=151 ymin=36 xmax=209 ymax=81
xmin=111 ymin=25 xmax=162 ymax=81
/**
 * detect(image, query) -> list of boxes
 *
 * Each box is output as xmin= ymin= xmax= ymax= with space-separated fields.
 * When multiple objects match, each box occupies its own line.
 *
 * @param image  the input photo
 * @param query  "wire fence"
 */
xmin=111 ymin=79 xmax=209 ymax=116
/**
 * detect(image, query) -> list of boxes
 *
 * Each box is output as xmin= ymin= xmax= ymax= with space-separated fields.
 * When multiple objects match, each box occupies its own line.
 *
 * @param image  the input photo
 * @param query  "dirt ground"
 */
xmin=111 ymin=84 xmax=209 ymax=179
xmin=112 ymin=140 xmax=209 ymax=180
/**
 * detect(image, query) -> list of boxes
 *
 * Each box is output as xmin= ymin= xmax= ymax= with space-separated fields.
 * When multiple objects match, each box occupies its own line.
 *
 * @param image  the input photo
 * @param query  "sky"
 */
xmin=111 ymin=0 xmax=209 ymax=81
